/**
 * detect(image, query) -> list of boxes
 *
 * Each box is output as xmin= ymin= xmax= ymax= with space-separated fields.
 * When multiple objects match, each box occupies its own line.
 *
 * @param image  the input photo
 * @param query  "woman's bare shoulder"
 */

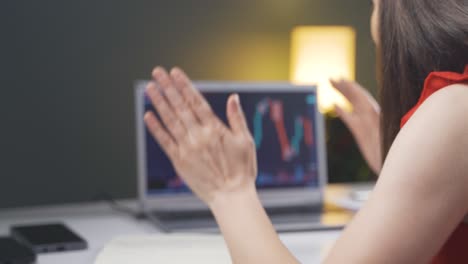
xmin=391 ymin=82 xmax=468 ymax=183
xmin=428 ymin=83 xmax=468 ymax=105
xmin=413 ymin=83 xmax=468 ymax=126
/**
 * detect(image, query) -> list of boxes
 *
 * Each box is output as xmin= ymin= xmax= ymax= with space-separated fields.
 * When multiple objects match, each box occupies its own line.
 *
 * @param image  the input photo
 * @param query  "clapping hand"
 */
xmin=331 ymin=79 xmax=382 ymax=174
xmin=144 ymin=67 xmax=258 ymax=205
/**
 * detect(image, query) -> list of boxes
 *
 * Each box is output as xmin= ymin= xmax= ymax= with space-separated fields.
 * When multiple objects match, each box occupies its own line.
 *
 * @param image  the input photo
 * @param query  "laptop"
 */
xmin=135 ymin=81 xmax=348 ymax=232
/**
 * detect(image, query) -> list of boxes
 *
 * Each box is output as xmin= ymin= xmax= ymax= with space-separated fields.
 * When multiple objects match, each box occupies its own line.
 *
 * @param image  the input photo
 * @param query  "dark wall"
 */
xmin=0 ymin=0 xmax=376 ymax=208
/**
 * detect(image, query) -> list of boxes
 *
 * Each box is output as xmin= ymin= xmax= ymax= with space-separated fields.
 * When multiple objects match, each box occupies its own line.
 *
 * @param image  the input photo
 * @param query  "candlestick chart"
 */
xmin=253 ymin=98 xmax=314 ymax=162
xmin=249 ymin=95 xmax=318 ymax=188
xmin=145 ymin=92 xmax=320 ymax=193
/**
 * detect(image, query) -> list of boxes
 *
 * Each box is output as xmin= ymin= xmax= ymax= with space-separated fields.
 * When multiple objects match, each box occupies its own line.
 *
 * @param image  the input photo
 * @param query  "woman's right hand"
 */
xmin=331 ymin=79 xmax=382 ymax=174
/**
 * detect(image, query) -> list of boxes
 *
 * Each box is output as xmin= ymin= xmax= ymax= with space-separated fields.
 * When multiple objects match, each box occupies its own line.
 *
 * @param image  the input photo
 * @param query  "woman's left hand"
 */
xmin=144 ymin=67 xmax=258 ymax=205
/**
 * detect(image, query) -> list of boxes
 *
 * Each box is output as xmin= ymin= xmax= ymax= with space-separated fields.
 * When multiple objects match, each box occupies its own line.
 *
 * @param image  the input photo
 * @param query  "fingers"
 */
xmin=144 ymin=111 xmax=178 ymax=158
xmin=226 ymin=94 xmax=249 ymax=135
xmin=146 ymin=82 xmax=186 ymax=140
xmin=334 ymin=104 xmax=352 ymax=126
xmin=330 ymin=79 xmax=365 ymax=105
xmin=169 ymin=67 xmax=217 ymax=124
xmin=152 ymin=67 xmax=197 ymax=129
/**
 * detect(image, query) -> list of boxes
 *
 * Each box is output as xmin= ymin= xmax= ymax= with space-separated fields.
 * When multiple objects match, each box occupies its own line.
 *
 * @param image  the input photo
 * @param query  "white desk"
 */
xmin=0 ymin=184 xmax=372 ymax=263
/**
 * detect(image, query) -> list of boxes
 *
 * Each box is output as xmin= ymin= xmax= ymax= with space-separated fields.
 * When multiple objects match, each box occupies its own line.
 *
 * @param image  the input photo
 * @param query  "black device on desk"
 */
xmin=0 ymin=237 xmax=36 ymax=264
xmin=10 ymin=223 xmax=87 ymax=254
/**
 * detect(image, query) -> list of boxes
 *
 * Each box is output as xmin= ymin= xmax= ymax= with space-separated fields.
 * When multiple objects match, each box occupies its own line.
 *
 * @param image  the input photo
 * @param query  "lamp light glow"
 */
xmin=290 ymin=26 xmax=356 ymax=114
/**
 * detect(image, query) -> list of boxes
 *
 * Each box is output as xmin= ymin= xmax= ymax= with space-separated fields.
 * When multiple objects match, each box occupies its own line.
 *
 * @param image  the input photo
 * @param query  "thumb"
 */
xmin=226 ymin=94 xmax=249 ymax=134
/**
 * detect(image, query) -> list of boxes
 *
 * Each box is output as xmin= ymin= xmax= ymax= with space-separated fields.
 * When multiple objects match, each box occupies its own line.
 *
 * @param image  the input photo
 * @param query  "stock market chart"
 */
xmin=144 ymin=90 xmax=319 ymax=194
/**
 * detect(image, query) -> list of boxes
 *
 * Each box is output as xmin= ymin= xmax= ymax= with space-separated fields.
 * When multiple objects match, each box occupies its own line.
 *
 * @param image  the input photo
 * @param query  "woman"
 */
xmin=143 ymin=0 xmax=468 ymax=262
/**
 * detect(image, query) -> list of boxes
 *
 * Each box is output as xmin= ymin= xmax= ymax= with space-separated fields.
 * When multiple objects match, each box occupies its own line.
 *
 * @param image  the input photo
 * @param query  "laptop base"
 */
xmin=144 ymin=206 xmax=351 ymax=233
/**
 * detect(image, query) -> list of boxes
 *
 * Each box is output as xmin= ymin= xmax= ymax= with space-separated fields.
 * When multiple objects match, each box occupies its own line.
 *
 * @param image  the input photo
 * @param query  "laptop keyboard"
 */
xmin=153 ymin=205 xmax=322 ymax=221
xmin=149 ymin=205 xmax=341 ymax=232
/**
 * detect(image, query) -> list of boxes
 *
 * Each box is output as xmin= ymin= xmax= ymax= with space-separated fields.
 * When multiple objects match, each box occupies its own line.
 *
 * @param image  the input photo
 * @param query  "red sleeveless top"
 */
xmin=400 ymin=65 xmax=468 ymax=263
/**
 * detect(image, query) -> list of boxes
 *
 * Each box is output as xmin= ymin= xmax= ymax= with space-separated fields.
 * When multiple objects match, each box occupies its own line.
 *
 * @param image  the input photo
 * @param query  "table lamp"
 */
xmin=290 ymin=26 xmax=356 ymax=114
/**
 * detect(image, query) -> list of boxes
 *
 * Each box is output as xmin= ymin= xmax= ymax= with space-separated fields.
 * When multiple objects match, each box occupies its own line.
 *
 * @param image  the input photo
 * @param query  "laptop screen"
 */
xmin=142 ymin=85 xmax=321 ymax=195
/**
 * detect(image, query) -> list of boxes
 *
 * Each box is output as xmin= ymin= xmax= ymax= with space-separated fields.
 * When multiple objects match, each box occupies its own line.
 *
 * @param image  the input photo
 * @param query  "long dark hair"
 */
xmin=378 ymin=0 xmax=468 ymax=158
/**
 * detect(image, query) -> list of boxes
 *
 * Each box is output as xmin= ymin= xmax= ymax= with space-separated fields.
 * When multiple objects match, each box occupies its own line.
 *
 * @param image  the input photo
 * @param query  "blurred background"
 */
xmin=0 ymin=0 xmax=377 ymax=209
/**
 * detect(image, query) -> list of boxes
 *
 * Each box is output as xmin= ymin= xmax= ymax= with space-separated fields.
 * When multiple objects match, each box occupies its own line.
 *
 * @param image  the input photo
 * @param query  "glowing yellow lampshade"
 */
xmin=290 ymin=26 xmax=356 ymax=114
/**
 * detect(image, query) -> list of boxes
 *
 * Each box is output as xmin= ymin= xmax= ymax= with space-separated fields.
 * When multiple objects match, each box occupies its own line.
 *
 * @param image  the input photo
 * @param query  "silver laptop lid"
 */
xmin=135 ymin=82 xmax=327 ymax=212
